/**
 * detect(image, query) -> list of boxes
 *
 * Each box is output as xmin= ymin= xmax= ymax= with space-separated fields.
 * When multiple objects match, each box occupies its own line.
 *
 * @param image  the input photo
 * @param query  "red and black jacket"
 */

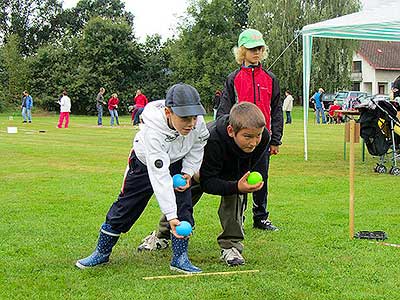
xmin=217 ymin=64 xmax=283 ymax=146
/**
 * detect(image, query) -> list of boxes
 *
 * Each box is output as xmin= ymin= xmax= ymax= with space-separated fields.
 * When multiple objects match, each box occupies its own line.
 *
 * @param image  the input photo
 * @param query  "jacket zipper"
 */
xmin=252 ymin=68 xmax=256 ymax=104
xmin=257 ymin=84 xmax=261 ymax=104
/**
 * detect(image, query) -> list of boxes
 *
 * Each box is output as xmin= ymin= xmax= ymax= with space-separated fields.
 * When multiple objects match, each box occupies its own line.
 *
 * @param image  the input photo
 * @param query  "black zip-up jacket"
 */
xmin=217 ymin=64 xmax=283 ymax=146
xmin=199 ymin=115 xmax=270 ymax=196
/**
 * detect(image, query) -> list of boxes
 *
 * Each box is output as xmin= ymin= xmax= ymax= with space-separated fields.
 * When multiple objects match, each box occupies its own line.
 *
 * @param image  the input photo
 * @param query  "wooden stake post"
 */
xmin=345 ymin=120 xmax=360 ymax=240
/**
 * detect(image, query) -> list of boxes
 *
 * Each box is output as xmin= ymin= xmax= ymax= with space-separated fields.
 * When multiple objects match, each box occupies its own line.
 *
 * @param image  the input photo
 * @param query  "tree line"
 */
xmin=0 ymin=0 xmax=360 ymax=114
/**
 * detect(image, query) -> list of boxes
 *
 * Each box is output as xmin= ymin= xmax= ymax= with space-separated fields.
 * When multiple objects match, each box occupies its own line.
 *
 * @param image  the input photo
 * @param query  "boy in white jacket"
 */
xmin=57 ymin=90 xmax=71 ymax=128
xmin=76 ymin=83 xmax=209 ymax=273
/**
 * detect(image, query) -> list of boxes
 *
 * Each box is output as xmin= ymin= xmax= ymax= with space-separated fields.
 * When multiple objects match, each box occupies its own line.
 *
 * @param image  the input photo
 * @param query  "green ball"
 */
xmin=247 ymin=171 xmax=263 ymax=185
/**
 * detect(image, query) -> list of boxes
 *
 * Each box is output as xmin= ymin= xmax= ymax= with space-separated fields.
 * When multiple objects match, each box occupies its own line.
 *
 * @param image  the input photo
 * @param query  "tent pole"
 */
xmin=302 ymin=34 xmax=312 ymax=161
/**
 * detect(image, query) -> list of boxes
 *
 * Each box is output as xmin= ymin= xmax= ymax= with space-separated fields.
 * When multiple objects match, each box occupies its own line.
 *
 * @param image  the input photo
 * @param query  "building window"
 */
xmin=352 ymin=61 xmax=362 ymax=73
xmin=352 ymin=82 xmax=360 ymax=91
xmin=378 ymin=84 xmax=385 ymax=94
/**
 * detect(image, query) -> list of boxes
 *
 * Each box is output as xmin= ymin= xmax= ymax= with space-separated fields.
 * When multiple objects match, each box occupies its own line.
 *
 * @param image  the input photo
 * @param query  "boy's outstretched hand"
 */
xmin=174 ymin=173 xmax=191 ymax=192
xmin=169 ymin=218 xmax=185 ymax=239
xmin=237 ymin=171 xmax=264 ymax=193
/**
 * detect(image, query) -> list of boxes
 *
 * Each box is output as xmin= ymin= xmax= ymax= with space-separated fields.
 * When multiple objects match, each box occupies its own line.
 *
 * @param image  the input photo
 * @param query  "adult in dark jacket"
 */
xmin=217 ymin=28 xmax=283 ymax=231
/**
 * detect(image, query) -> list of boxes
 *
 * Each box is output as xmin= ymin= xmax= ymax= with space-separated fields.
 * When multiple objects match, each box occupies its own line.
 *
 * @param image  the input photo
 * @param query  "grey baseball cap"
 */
xmin=165 ymin=83 xmax=206 ymax=117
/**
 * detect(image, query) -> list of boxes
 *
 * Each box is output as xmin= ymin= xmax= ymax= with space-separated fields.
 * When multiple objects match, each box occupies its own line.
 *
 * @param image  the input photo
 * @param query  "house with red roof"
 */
xmin=352 ymin=41 xmax=400 ymax=95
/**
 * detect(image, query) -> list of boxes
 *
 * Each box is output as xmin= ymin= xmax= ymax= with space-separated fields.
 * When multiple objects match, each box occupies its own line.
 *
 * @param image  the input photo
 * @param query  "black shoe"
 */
xmin=22 ymin=121 xmax=27 ymax=123
xmin=253 ymin=219 xmax=279 ymax=231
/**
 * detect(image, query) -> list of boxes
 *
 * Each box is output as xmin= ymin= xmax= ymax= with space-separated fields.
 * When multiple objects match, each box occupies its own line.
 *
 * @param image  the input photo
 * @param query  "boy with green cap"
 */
xmin=217 ymin=28 xmax=283 ymax=231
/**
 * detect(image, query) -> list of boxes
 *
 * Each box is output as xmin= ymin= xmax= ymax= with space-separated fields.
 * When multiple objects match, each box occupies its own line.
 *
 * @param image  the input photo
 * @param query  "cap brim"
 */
xmin=171 ymin=104 xmax=206 ymax=117
xmin=243 ymin=40 xmax=266 ymax=49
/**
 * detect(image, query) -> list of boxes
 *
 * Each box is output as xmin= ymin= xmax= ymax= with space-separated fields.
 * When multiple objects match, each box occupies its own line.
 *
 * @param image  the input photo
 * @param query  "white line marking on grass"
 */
xmin=143 ymin=269 xmax=259 ymax=280
xmin=374 ymin=242 xmax=400 ymax=248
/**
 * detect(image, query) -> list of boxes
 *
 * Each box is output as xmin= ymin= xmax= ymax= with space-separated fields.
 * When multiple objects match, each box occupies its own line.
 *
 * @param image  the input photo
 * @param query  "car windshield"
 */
xmin=335 ymin=92 xmax=348 ymax=99
xmin=350 ymin=92 xmax=366 ymax=97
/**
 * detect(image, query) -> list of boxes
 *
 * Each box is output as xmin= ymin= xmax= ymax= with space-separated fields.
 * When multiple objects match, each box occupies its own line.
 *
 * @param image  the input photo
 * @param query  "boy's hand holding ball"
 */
xmin=176 ymin=221 xmax=192 ymax=237
xmin=169 ymin=219 xmax=192 ymax=238
xmin=172 ymin=174 xmax=191 ymax=191
xmin=247 ymin=171 xmax=263 ymax=185
xmin=238 ymin=171 xmax=264 ymax=193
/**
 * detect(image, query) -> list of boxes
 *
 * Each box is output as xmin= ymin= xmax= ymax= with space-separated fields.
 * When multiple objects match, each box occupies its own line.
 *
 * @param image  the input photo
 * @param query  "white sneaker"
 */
xmin=137 ymin=231 xmax=169 ymax=251
xmin=220 ymin=248 xmax=245 ymax=266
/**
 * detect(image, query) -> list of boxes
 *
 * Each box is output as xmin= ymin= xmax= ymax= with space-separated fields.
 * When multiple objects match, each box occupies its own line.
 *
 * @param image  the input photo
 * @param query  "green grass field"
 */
xmin=1 ymin=108 xmax=399 ymax=300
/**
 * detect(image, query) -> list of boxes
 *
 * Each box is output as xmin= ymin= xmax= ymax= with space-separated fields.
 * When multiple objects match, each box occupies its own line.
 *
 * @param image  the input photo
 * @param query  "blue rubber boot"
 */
xmin=76 ymin=223 xmax=120 ymax=269
xmin=170 ymin=235 xmax=202 ymax=273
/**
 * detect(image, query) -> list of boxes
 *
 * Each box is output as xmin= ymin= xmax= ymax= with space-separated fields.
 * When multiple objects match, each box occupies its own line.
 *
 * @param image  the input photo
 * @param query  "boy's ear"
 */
xmin=165 ymin=107 xmax=172 ymax=118
xmin=227 ymin=124 xmax=235 ymax=137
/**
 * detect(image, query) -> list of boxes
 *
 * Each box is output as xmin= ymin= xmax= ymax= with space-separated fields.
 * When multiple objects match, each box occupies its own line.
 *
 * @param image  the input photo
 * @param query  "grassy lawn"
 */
xmin=1 ymin=108 xmax=399 ymax=300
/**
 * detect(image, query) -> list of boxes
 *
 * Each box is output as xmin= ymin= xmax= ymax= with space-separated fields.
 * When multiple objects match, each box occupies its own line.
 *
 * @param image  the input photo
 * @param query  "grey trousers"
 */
xmin=156 ymin=183 xmax=247 ymax=252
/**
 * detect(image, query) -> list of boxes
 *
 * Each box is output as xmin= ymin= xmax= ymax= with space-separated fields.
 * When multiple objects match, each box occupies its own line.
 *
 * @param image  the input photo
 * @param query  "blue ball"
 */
xmin=176 ymin=221 xmax=192 ymax=237
xmin=172 ymin=174 xmax=186 ymax=188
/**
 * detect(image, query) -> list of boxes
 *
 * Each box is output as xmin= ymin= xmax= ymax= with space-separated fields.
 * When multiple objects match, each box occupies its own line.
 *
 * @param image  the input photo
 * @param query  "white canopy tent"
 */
xmin=301 ymin=2 xmax=400 ymax=160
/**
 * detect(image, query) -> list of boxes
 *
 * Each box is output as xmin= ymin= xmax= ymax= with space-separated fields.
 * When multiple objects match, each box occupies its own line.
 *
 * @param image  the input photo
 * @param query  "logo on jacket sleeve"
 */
xmin=154 ymin=159 xmax=163 ymax=168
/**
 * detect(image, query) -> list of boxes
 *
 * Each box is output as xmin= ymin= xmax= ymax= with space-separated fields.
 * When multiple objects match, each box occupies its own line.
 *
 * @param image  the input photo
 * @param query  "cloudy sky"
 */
xmin=62 ymin=0 xmax=380 ymax=41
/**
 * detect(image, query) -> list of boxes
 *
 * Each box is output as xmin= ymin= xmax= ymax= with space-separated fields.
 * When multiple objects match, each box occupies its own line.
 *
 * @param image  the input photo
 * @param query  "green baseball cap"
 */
xmin=238 ymin=28 xmax=266 ymax=49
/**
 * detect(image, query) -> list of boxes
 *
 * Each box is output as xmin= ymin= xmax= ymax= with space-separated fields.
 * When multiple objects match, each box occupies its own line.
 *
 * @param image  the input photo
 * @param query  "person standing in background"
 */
xmin=57 ymin=90 xmax=71 ymax=128
xmin=213 ymin=90 xmax=222 ymax=120
xmin=108 ymin=93 xmax=120 ymax=126
xmin=96 ymin=87 xmax=106 ymax=126
xmin=282 ymin=90 xmax=294 ymax=124
xmin=133 ymin=89 xmax=148 ymax=125
xmin=21 ymin=90 xmax=33 ymax=123
xmin=311 ymin=88 xmax=326 ymax=124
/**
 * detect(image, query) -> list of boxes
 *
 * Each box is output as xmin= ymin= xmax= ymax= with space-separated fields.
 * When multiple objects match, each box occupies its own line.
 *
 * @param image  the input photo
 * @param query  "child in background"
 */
xmin=133 ymin=89 xmax=149 ymax=125
xmin=283 ymin=90 xmax=294 ymax=124
xmin=108 ymin=93 xmax=120 ymax=126
xmin=76 ymin=83 xmax=209 ymax=273
xmin=57 ymin=90 xmax=71 ymax=128
xmin=328 ymin=100 xmax=342 ymax=124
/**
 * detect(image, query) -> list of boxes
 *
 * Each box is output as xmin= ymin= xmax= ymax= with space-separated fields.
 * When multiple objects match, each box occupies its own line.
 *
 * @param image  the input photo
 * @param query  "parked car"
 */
xmin=356 ymin=94 xmax=373 ymax=104
xmin=372 ymin=94 xmax=390 ymax=102
xmin=334 ymin=91 xmax=368 ymax=109
xmin=321 ymin=93 xmax=336 ymax=107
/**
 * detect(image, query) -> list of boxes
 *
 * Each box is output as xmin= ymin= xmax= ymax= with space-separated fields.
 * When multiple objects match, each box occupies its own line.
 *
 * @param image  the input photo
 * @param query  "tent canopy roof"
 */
xmin=300 ymin=2 xmax=400 ymax=160
xmin=302 ymin=2 xmax=400 ymax=41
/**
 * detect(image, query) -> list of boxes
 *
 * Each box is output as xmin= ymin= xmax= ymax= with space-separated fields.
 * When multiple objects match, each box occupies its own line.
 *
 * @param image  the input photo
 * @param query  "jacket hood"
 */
xmin=141 ymin=100 xmax=180 ymax=139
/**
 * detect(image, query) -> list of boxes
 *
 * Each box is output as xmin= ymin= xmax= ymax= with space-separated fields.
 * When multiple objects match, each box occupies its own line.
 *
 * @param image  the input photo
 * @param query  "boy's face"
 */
xmin=165 ymin=108 xmax=197 ymax=136
xmin=227 ymin=126 xmax=264 ymax=153
xmin=244 ymin=46 xmax=263 ymax=66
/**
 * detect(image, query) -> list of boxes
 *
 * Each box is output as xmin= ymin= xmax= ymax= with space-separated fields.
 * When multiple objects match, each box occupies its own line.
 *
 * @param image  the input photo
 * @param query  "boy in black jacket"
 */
xmin=139 ymin=102 xmax=270 ymax=266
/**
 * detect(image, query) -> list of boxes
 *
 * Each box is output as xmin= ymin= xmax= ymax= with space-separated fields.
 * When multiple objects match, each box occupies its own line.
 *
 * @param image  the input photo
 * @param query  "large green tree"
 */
xmin=135 ymin=34 xmax=173 ymax=101
xmin=28 ymin=16 xmax=142 ymax=114
xmin=249 ymin=0 xmax=361 ymax=102
xmin=168 ymin=0 xmax=243 ymax=110
xmin=60 ymin=0 xmax=134 ymax=36
xmin=0 ymin=0 xmax=63 ymax=55
xmin=0 ymin=34 xmax=29 ymax=109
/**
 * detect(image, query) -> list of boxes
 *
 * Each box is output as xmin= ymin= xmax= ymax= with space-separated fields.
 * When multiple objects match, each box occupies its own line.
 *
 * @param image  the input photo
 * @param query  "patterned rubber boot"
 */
xmin=170 ymin=235 xmax=202 ymax=274
xmin=76 ymin=223 xmax=120 ymax=269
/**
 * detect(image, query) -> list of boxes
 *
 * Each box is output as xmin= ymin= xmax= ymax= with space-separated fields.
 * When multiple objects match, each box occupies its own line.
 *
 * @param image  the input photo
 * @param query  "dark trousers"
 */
xmin=133 ymin=108 xmax=144 ymax=125
xmin=285 ymin=111 xmax=292 ymax=124
xmin=156 ymin=183 xmax=247 ymax=251
xmin=106 ymin=151 xmax=193 ymax=233
xmin=252 ymin=150 xmax=270 ymax=221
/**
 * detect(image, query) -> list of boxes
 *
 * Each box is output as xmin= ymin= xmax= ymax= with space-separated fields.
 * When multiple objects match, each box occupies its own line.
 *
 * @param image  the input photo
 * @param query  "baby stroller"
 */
xmin=357 ymin=99 xmax=400 ymax=175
